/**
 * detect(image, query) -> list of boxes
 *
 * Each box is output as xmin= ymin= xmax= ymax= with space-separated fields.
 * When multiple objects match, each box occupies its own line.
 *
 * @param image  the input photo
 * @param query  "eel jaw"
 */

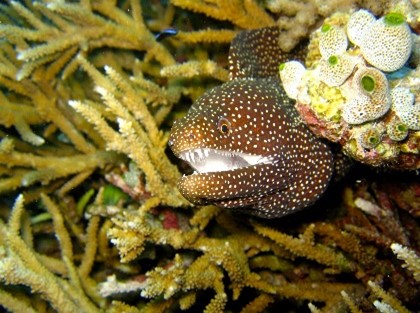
xmin=178 ymin=148 xmax=273 ymax=174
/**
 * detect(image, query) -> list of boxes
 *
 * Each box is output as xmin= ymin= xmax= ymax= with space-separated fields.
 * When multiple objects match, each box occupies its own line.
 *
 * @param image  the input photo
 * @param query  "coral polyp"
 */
xmin=280 ymin=8 xmax=420 ymax=169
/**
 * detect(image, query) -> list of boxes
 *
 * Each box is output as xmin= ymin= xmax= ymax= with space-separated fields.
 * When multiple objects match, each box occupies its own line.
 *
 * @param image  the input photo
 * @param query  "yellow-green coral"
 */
xmin=0 ymin=195 xmax=100 ymax=313
xmin=306 ymin=73 xmax=344 ymax=122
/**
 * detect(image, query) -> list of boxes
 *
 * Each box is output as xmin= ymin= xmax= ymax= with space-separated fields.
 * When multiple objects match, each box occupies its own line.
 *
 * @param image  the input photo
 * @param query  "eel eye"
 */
xmin=218 ymin=117 xmax=231 ymax=134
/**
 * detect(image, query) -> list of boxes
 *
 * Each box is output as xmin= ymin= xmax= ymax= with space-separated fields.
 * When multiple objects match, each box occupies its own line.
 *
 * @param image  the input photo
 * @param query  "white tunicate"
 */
xmin=386 ymin=116 xmax=408 ymax=141
xmin=352 ymin=66 xmax=389 ymax=97
xmin=279 ymin=61 xmax=306 ymax=100
xmin=319 ymin=25 xmax=348 ymax=58
xmin=346 ymin=9 xmax=376 ymax=46
xmin=319 ymin=53 xmax=357 ymax=87
xmin=342 ymin=66 xmax=391 ymax=124
xmin=342 ymin=94 xmax=375 ymax=124
xmin=360 ymin=14 xmax=413 ymax=72
xmin=391 ymin=87 xmax=419 ymax=130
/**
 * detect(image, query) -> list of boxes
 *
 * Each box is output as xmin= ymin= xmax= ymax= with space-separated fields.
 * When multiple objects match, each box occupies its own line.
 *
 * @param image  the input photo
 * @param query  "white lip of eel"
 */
xmin=179 ymin=148 xmax=274 ymax=174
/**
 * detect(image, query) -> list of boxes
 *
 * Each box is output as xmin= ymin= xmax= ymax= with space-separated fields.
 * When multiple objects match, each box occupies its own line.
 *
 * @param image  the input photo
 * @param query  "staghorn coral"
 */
xmin=3 ymin=177 xmax=420 ymax=312
xmin=0 ymin=0 xmax=419 ymax=313
xmin=0 ymin=0 xmax=191 ymax=205
xmin=95 ymin=176 xmax=419 ymax=312
xmin=391 ymin=243 xmax=420 ymax=281
xmin=0 ymin=195 xmax=101 ymax=313
xmin=170 ymin=0 xmax=275 ymax=29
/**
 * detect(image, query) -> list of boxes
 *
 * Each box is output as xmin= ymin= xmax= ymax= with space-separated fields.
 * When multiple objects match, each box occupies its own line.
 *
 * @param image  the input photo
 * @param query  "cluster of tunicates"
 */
xmin=279 ymin=7 xmax=419 ymax=169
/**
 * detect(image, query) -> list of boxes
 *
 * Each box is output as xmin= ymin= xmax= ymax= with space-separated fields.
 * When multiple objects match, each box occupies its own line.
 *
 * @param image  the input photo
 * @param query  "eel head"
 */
xmin=169 ymin=78 xmax=333 ymax=218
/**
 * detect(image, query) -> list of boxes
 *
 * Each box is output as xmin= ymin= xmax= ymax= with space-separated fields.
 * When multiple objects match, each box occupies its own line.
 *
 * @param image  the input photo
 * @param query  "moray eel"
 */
xmin=169 ymin=27 xmax=334 ymax=218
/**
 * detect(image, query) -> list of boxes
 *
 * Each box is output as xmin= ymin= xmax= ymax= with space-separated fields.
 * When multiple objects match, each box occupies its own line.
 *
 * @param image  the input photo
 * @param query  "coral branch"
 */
xmin=368 ymin=281 xmax=411 ymax=313
xmin=0 ymin=288 xmax=37 ymax=313
xmin=171 ymin=0 xmax=274 ymax=29
xmin=0 ymin=148 xmax=121 ymax=192
xmin=161 ymin=60 xmax=229 ymax=81
xmin=0 ymin=195 xmax=100 ymax=313
xmin=390 ymin=243 xmax=420 ymax=281
xmin=252 ymin=222 xmax=356 ymax=272
xmin=177 ymin=29 xmax=237 ymax=43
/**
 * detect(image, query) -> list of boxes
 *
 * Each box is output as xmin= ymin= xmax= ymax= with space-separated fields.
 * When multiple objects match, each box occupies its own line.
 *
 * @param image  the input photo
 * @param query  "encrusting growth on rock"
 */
xmin=280 ymin=7 xmax=420 ymax=169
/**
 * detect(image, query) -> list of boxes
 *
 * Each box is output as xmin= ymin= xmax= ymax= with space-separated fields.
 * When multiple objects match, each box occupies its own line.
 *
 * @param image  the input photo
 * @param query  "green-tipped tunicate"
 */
xmin=319 ymin=53 xmax=357 ymax=87
xmin=319 ymin=25 xmax=348 ymax=58
xmin=391 ymin=87 xmax=419 ymax=130
xmin=342 ymin=66 xmax=390 ymax=124
xmin=360 ymin=14 xmax=412 ymax=72
xmin=279 ymin=61 xmax=306 ymax=100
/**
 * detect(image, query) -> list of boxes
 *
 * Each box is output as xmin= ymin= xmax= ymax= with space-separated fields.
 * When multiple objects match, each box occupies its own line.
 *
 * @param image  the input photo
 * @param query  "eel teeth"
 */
xmin=196 ymin=149 xmax=204 ymax=161
xmin=179 ymin=148 xmax=274 ymax=173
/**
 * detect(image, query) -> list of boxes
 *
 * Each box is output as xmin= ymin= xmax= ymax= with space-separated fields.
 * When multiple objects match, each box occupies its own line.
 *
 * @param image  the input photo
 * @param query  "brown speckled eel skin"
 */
xmin=169 ymin=27 xmax=334 ymax=218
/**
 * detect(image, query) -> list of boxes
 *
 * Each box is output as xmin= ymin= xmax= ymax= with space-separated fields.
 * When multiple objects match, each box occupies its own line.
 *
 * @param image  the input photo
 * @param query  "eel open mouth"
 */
xmin=178 ymin=148 xmax=273 ymax=174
